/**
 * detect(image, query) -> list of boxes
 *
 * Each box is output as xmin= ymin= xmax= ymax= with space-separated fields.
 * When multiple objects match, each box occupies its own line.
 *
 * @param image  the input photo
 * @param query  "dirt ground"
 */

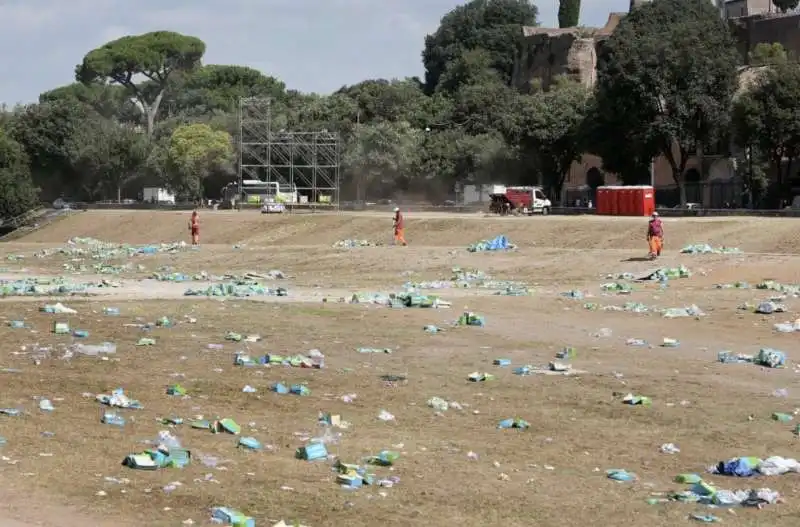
xmin=1 ymin=210 xmax=800 ymax=526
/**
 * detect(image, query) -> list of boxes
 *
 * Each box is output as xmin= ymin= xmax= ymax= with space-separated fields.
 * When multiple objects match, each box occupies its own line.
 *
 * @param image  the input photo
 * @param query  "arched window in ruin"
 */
xmin=684 ymin=168 xmax=701 ymax=183
xmin=586 ymin=167 xmax=605 ymax=188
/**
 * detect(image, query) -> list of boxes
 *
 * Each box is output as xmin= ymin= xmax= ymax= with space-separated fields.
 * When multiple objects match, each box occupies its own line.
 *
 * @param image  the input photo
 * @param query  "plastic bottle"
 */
xmin=73 ymin=342 xmax=117 ymax=356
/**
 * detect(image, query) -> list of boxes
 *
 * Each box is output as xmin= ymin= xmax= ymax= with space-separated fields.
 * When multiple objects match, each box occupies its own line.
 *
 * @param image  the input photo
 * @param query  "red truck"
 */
xmin=489 ymin=185 xmax=552 ymax=215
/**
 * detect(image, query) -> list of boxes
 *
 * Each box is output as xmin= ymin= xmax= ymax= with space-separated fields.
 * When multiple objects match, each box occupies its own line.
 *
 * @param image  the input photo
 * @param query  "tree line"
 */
xmin=0 ymin=0 xmax=798 ymax=218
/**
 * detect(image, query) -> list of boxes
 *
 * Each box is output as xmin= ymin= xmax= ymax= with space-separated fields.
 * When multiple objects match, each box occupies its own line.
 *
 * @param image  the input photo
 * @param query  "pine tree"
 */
xmin=558 ymin=0 xmax=580 ymax=28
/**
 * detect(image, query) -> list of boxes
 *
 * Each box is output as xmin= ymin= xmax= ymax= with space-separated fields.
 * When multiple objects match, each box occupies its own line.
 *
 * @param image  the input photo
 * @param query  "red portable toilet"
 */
xmin=619 ymin=187 xmax=634 ymax=215
xmin=608 ymin=186 xmax=619 ymax=215
xmin=631 ymin=186 xmax=656 ymax=216
xmin=596 ymin=186 xmax=610 ymax=215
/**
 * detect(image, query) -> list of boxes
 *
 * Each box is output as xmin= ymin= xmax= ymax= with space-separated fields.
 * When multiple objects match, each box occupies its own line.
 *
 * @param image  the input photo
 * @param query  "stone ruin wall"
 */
xmin=512 ymin=13 xmax=622 ymax=91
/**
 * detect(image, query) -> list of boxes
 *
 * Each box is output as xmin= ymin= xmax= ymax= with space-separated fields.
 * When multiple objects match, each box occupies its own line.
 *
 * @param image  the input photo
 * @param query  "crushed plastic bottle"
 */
xmin=427 ymin=397 xmax=449 ymax=411
xmin=72 ymin=342 xmax=117 ymax=356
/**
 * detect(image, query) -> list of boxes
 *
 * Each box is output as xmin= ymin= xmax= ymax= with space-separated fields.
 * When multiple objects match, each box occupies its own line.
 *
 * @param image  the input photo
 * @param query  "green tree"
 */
xmin=773 ymin=0 xmax=800 ymax=13
xmin=165 ymin=123 xmax=234 ymax=200
xmin=748 ymin=42 xmax=789 ymax=66
xmin=69 ymin=122 xmax=149 ymax=202
xmin=167 ymin=64 xmax=286 ymax=117
xmin=733 ymin=63 xmax=800 ymax=197
xmin=558 ymin=0 xmax=580 ymax=28
xmin=10 ymin=100 xmax=96 ymax=199
xmin=422 ymin=0 xmax=538 ymax=94
xmin=517 ymin=79 xmax=590 ymax=197
xmin=75 ymin=31 xmax=206 ymax=137
xmin=336 ymin=79 xmax=429 ymax=125
xmin=343 ymin=121 xmax=422 ymax=201
xmin=0 ymin=130 xmax=39 ymax=218
xmin=583 ymin=89 xmax=659 ymax=185
xmin=39 ymin=83 xmax=139 ymax=122
xmin=595 ymin=0 xmax=739 ymax=204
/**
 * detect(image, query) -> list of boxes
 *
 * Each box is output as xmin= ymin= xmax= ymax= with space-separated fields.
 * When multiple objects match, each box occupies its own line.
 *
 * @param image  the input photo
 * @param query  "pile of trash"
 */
xmin=756 ymin=280 xmax=800 ymax=296
xmin=0 ymin=277 xmax=94 ymax=296
xmin=153 ymin=269 xmax=285 ymax=282
xmin=348 ymin=291 xmax=451 ymax=308
xmin=584 ymin=301 xmax=651 ymax=313
xmin=710 ymin=455 xmax=799 ymax=477
xmin=467 ymin=235 xmax=515 ymax=252
xmin=184 ymin=284 xmax=287 ymax=297
xmin=35 ymin=237 xmax=191 ymax=260
xmin=234 ymin=350 xmax=324 ymax=368
xmin=663 ymin=471 xmax=781 ymax=509
xmin=62 ymin=262 xmax=144 ymax=274
xmin=662 ymin=304 xmax=705 ymax=318
xmin=123 ymin=431 xmax=190 ymax=470
xmin=607 ymin=266 xmax=690 ymax=281
xmin=717 ymin=348 xmax=786 ymax=367
xmin=404 ymin=267 xmax=526 ymax=292
xmin=333 ymin=239 xmax=378 ymax=248
xmin=680 ymin=243 xmax=741 ymax=254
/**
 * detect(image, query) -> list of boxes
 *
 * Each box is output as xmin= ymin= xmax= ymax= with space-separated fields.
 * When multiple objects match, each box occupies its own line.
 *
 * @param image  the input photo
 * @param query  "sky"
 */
xmin=0 ymin=0 xmax=629 ymax=105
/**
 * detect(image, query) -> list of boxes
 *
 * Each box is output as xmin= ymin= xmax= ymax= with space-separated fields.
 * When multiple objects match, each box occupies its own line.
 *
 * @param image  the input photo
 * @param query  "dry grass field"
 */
xmin=1 ymin=210 xmax=800 ymax=526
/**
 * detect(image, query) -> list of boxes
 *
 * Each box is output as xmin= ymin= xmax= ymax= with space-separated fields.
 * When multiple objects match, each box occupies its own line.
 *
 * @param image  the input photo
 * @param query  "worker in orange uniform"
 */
xmin=646 ymin=211 xmax=663 ymax=259
xmin=393 ymin=207 xmax=407 ymax=246
xmin=189 ymin=210 xmax=200 ymax=245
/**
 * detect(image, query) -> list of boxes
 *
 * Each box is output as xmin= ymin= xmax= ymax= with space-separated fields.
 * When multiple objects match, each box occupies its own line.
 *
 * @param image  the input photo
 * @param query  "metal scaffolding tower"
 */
xmin=238 ymin=97 xmax=340 ymax=209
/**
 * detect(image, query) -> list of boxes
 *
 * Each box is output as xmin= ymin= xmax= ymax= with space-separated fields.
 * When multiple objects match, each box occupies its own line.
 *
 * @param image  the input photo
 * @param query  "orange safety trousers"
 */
xmin=394 ymin=228 xmax=407 ymax=246
xmin=648 ymin=236 xmax=662 ymax=256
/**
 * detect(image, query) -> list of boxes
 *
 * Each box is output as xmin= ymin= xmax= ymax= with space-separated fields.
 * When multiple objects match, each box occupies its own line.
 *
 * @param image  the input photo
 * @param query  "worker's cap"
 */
xmin=651 ymin=211 xmax=659 ymax=217
xmin=394 ymin=207 xmax=400 ymax=212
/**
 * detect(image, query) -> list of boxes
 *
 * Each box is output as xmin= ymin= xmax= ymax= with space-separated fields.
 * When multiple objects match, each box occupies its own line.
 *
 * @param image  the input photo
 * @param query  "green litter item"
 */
xmin=156 ymin=317 xmax=172 ymax=327
xmin=772 ymin=412 xmax=793 ymax=422
xmin=366 ymin=450 xmax=400 ymax=466
xmin=674 ymin=473 xmax=702 ymax=484
xmin=136 ymin=337 xmax=156 ymax=346
xmin=53 ymin=322 xmax=69 ymax=334
xmin=225 ymin=332 xmax=242 ymax=341
xmin=213 ymin=418 xmax=240 ymax=435
xmin=167 ymin=384 xmax=186 ymax=396
xmin=694 ymin=480 xmax=717 ymax=496
xmin=191 ymin=420 xmax=211 ymax=430
xmin=467 ymin=372 xmax=494 ymax=382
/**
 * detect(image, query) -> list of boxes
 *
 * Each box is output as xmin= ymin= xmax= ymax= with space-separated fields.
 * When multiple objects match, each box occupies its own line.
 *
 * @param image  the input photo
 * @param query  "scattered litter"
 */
xmin=467 ymin=235 xmax=514 ymax=252
xmin=681 ymin=244 xmax=741 ymax=254
xmin=457 ymin=311 xmax=484 ymax=326
xmin=358 ymin=347 xmax=392 ymax=354
xmin=185 ymin=284 xmax=287 ymax=297
xmin=497 ymin=418 xmax=529 ymax=429
xmin=607 ymin=469 xmax=636 ymax=482
xmin=623 ymin=394 xmax=651 ymax=406
xmin=210 ymin=507 xmax=254 ymax=527
xmin=660 ymin=443 xmax=680 ymax=454
xmin=333 ymin=239 xmax=379 ymax=248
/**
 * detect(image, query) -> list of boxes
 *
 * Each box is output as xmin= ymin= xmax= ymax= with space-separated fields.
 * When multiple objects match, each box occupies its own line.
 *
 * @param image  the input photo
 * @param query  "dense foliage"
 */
xmin=558 ymin=0 xmax=581 ymax=28
xmin=0 ymin=0 xmax=797 ymax=214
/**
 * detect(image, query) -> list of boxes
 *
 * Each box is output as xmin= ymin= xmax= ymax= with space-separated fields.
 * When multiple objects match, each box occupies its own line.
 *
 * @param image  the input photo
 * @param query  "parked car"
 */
xmin=52 ymin=198 xmax=75 ymax=210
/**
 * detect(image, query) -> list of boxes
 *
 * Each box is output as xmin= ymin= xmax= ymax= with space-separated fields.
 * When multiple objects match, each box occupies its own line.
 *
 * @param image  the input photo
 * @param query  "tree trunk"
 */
xmin=117 ymin=185 xmax=122 ymax=204
xmin=142 ymin=90 xmax=165 ymax=138
xmin=677 ymin=173 xmax=687 ymax=207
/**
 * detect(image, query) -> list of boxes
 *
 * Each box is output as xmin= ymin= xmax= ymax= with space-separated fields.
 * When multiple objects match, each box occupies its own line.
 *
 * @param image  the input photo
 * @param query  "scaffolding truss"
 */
xmin=238 ymin=97 xmax=340 ymax=209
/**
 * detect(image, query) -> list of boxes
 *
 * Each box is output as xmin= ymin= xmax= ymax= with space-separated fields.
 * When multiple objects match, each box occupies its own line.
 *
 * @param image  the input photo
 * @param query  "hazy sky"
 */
xmin=0 ymin=0 xmax=629 ymax=104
